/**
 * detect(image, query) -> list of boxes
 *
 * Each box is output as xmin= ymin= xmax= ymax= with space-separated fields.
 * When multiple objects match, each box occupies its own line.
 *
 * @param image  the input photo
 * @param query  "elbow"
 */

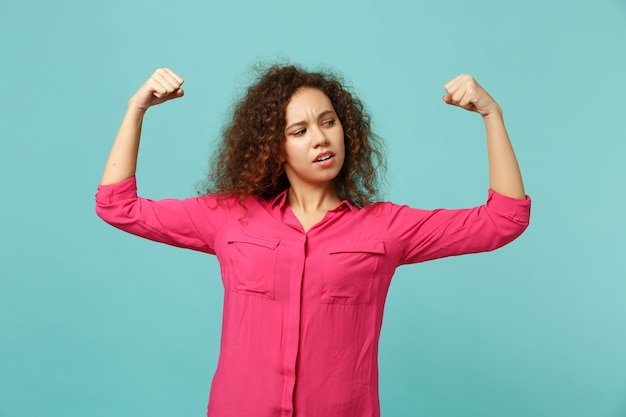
xmin=489 ymin=212 xmax=530 ymax=250
xmin=94 ymin=202 xmax=123 ymax=228
xmin=483 ymin=191 xmax=531 ymax=250
xmin=94 ymin=203 xmax=106 ymax=221
xmin=94 ymin=197 xmax=138 ymax=229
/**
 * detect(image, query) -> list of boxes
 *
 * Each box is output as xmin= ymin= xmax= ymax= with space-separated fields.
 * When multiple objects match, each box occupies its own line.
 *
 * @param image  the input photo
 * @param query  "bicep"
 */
xmin=388 ymin=193 xmax=529 ymax=265
xmin=96 ymin=192 xmax=227 ymax=254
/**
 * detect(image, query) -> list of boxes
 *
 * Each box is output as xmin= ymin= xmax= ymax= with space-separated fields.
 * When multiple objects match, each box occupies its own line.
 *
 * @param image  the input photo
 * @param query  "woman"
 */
xmin=96 ymin=65 xmax=530 ymax=417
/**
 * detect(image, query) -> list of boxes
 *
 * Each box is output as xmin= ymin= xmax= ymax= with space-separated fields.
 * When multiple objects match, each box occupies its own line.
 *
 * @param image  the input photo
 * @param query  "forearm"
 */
xmin=483 ymin=109 xmax=525 ymax=199
xmin=100 ymin=106 xmax=146 ymax=185
xmin=443 ymin=74 xmax=526 ymax=199
xmin=100 ymin=68 xmax=184 ymax=185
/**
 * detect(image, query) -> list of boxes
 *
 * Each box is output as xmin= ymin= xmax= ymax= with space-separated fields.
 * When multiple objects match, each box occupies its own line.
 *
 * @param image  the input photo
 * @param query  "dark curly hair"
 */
xmin=202 ymin=64 xmax=386 ymax=207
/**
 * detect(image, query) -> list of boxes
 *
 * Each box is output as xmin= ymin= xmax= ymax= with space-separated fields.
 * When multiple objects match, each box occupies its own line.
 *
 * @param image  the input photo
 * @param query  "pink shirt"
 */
xmin=95 ymin=177 xmax=530 ymax=417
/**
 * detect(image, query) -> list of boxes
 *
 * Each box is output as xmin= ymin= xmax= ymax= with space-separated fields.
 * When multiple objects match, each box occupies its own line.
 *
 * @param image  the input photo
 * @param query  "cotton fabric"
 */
xmin=95 ymin=176 xmax=530 ymax=417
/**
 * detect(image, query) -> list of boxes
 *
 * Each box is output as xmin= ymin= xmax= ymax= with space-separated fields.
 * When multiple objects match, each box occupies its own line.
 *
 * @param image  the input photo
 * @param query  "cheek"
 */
xmin=338 ymin=133 xmax=346 ymax=156
xmin=337 ymin=135 xmax=346 ymax=166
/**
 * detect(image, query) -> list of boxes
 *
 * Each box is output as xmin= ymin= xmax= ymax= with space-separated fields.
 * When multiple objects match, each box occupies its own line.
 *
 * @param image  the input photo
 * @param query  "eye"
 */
xmin=322 ymin=119 xmax=335 ymax=127
xmin=293 ymin=129 xmax=306 ymax=137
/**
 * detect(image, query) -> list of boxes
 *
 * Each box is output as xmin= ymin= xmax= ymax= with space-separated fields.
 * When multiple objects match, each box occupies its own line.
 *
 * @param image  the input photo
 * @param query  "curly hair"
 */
xmin=202 ymin=64 xmax=386 ymax=207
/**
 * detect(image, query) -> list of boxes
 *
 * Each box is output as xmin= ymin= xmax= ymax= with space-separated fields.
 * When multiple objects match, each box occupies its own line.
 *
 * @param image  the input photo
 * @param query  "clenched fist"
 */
xmin=128 ymin=68 xmax=185 ymax=112
xmin=442 ymin=74 xmax=501 ymax=117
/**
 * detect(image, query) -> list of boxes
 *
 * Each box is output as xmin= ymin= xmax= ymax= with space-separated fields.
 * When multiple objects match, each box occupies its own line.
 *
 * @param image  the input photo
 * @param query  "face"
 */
xmin=281 ymin=87 xmax=345 ymax=190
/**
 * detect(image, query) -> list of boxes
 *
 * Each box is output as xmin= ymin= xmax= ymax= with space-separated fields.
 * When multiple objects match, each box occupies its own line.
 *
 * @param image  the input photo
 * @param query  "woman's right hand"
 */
xmin=128 ymin=68 xmax=184 ymax=112
xmin=100 ymin=68 xmax=184 ymax=185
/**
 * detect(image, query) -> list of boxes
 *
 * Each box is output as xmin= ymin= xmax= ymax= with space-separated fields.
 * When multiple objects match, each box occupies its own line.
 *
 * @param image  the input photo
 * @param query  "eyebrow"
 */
xmin=285 ymin=110 xmax=336 ymax=132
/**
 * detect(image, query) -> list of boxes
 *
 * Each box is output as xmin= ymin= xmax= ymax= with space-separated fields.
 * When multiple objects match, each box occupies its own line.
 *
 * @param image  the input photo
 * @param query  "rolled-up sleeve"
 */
xmin=95 ymin=176 xmax=229 ymax=254
xmin=388 ymin=189 xmax=531 ymax=265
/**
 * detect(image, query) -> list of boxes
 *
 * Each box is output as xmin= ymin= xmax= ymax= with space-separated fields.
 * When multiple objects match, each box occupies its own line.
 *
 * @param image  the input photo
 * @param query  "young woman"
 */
xmin=96 ymin=65 xmax=530 ymax=417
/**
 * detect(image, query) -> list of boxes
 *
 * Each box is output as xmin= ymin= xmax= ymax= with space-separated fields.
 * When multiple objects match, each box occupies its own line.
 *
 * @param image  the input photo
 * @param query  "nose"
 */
xmin=312 ymin=126 xmax=330 ymax=147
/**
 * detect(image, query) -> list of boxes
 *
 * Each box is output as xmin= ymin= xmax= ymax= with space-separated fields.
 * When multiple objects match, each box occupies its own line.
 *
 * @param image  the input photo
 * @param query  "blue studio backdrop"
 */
xmin=1 ymin=1 xmax=625 ymax=416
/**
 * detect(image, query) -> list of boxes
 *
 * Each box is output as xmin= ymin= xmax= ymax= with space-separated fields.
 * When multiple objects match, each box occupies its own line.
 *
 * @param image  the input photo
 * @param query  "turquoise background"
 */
xmin=1 ymin=0 xmax=625 ymax=416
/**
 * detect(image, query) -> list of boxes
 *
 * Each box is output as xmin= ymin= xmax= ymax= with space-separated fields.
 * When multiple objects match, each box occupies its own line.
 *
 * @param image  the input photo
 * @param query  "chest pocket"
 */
xmin=321 ymin=241 xmax=385 ymax=305
xmin=225 ymin=233 xmax=280 ymax=299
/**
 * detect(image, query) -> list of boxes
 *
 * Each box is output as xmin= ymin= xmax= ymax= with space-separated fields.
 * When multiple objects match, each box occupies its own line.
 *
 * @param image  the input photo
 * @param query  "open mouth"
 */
xmin=315 ymin=154 xmax=333 ymax=162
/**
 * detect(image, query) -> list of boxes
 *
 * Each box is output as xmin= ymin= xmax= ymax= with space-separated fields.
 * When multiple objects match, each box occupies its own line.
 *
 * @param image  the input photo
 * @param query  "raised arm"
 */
xmin=442 ymin=74 xmax=525 ymax=199
xmin=100 ymin=68 xmax=185 ymax=185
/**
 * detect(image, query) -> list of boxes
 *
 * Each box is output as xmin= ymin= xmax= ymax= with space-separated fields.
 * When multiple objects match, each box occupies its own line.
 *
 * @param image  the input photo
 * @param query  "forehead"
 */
xmin=285 ymin=87 xmax=334 ymax=118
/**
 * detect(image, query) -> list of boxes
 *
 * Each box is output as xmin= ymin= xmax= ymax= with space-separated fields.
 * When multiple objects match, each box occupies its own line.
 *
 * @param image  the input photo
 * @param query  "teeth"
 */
xmin=317 ymin=155 xmax=332 ymax=162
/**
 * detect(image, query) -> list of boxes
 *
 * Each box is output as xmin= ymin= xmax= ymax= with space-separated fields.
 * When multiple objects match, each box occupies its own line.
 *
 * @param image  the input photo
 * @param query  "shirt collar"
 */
xmin=269 ymin=189 xmax=359 ymax=213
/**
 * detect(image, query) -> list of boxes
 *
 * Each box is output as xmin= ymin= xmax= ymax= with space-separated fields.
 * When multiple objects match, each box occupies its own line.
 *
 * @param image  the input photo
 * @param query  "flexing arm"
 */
xmin=100 ymin=68 xmax=185 ymax=185
xmin=442 ymin=75 xmax=525 ymax=199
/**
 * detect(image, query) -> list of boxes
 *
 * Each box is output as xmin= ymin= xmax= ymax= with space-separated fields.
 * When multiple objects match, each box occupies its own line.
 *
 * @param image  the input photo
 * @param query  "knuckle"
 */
xmin=461 ymin=74 xmax=475 ymax=84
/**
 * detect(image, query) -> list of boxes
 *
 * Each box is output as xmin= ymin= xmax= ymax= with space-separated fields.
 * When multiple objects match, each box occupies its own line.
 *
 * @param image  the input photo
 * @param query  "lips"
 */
xmin=314 ymin=151 xmax=334 ymax=163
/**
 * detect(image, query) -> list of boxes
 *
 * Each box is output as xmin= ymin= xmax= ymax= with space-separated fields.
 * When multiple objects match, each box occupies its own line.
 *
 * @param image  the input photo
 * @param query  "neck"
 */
xmin=286 ymin=182 xmax=341 ymax=214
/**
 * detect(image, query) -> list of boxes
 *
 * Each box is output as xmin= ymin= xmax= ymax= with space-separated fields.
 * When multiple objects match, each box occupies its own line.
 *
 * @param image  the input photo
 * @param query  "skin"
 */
xmin=100 ymin=69 xmax=525 ymax=232
xmin=100 ymin=68 xmax=184 ymax=185
xmin=281 ymin=87 xmax=346 ymax=232
xmin=442 ymin=74 xmax=525 ymax=199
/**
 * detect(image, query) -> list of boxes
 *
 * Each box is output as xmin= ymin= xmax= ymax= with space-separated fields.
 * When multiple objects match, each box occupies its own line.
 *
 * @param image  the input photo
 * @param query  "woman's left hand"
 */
xmin=442 ymin=74 xmax=501 ymax=117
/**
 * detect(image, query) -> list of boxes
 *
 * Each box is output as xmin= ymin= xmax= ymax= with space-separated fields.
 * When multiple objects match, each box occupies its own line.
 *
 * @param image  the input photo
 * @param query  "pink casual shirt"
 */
xmin=95 ymin=176 xmax=530 ymax=417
